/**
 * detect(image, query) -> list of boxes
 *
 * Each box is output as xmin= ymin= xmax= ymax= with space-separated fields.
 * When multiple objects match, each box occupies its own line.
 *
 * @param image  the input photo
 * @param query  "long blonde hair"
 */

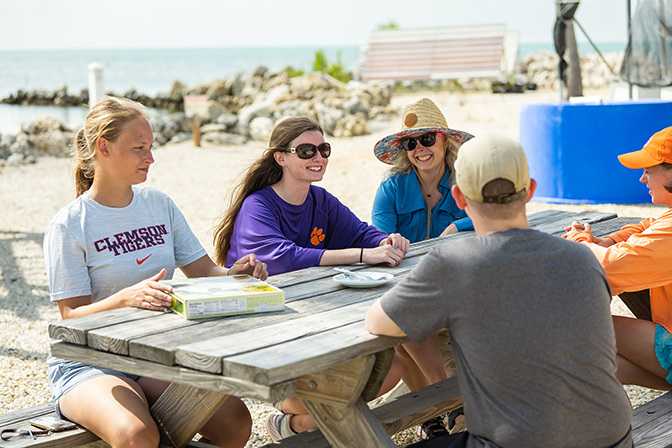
xmin=73 ymin=97 xmax=150 ymax=197
xmin=213 ymin=117 xmax=323 ymax=265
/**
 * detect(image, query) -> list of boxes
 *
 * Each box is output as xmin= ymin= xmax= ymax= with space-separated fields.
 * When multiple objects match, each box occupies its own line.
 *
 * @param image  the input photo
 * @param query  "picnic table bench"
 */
xmin=3 ymin=209 xmax=667 ymax=448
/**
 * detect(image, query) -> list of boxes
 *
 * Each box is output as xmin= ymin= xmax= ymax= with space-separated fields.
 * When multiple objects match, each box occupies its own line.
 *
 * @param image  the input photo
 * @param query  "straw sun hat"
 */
xmin=373 ymin=98 xmax=474 ymax=165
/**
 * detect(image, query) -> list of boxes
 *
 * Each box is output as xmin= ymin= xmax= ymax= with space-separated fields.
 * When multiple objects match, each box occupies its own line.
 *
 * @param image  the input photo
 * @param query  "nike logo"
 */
xmin=136 ymin=254 xmax=152 ymax=265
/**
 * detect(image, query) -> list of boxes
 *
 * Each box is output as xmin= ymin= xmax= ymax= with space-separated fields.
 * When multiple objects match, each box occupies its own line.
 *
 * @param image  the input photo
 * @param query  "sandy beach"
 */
xmin=0 ymin=87 xmax=666 ymax=446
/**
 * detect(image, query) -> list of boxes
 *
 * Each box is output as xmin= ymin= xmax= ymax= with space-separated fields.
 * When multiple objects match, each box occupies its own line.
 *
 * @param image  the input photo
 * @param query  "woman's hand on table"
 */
xmin=228 ymin=253 xmax=269 ymax=280
xmin=381 ymin=233 xmax=410 ymax=255
xmin=122 ymin=268 xmax=174 ymax=311
xmin=562 ymin=221 xmax=615 ymax=247
xmin=367 ymin=233 xmax=409 ymax=266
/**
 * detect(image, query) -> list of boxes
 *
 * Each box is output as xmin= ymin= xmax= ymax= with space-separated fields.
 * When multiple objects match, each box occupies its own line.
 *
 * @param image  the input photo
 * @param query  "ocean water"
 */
xmin=0 ymin=43 xmax=624 ymax=134
xmin=0 ymin=46 xmax=361 ymax=134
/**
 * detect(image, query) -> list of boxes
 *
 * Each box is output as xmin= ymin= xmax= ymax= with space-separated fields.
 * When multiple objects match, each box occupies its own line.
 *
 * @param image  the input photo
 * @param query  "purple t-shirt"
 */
xmin=226 ymin=185 xmax=387 ymax=275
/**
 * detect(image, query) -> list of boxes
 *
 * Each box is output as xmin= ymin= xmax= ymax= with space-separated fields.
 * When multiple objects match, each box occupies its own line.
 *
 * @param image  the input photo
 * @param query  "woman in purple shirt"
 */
xmin=214 ymin=117 xmax=409 ymax=276
xmin=213 ymin=117 xmax=408 ymax=441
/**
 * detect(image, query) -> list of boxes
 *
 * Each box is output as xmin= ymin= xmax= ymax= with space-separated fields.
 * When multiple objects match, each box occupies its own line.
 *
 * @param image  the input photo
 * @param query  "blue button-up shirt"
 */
xmin=372 ymin=169 xmax=473 ymax=243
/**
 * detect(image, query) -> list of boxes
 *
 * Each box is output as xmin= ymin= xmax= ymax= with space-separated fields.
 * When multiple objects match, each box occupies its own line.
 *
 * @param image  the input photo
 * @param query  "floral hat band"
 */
xmin=373 ymin=98 xmax=474 ymax=165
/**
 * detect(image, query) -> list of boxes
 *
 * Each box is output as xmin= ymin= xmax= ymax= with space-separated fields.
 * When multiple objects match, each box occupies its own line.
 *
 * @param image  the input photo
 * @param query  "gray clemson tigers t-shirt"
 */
xmin=44 ymin=186 xmax=206 ymax=304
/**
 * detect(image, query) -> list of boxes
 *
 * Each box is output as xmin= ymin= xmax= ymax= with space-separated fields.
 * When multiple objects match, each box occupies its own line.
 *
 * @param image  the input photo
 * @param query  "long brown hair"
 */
xmin=73 ymin=97 xmax=150 ymax=196
xmin=213 ymin=117 xmax=323 ymax=265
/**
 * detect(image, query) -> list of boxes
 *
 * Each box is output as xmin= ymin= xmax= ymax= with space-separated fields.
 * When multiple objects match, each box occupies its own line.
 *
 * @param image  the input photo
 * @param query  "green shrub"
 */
xmin=312 ymin=50 xmax=351 ymax=83
xmin=378 ymin=21 xmax=399 ymax=29
xmin=285 ymin=66 xmax=305 ymax=78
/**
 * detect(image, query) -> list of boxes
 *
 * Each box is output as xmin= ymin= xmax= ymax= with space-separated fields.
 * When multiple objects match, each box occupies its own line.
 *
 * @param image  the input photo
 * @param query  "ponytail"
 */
xmin=73 ymin=128 xmax=95 ymax=197
xmin=72 ymin=96 xmax=149 ymax=197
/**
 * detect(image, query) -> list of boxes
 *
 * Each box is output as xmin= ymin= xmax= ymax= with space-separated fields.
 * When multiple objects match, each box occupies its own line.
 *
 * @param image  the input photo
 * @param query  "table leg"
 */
xmin=150 ymin=382 xmax=230 ymax=448
xmin=297 ymin=353 xmax=397 ymax=448
xmin=302 ymin=397 xmax=397 ymax=448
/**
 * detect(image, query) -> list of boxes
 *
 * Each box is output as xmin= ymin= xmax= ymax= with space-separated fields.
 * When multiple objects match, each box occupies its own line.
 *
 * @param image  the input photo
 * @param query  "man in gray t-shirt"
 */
xmin=366 ymin=134 xmax=632 ymax=448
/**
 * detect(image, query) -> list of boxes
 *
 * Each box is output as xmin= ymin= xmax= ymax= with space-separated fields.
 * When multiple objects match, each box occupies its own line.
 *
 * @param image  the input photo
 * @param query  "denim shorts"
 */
xmin=654 ymin=325 xmax=672 ymax=385
xmin=47 ymin=355 xmax=140 ymax=418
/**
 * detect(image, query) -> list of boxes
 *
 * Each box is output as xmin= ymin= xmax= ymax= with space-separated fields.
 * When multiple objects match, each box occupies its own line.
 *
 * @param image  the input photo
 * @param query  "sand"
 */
xmin=0 ymin=87 xmax=666 ymax=446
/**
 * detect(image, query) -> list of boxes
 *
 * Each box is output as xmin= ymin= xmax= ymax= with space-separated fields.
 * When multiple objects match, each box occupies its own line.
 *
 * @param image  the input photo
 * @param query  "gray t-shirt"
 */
xmin=381 ymin=228 xmax=632 ymax=448
xmin=44 ymin=186 xmax=206 ymax=304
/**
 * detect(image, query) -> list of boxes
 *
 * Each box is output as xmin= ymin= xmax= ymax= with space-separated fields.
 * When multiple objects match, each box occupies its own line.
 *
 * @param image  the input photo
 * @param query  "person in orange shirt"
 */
xmin=564 ymin=126 xmax=672 ymax=391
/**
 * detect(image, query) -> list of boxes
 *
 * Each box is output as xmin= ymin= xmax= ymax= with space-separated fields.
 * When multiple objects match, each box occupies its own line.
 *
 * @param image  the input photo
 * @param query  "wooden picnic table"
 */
xmin=48 ymin=209 xmax=642 ymax=448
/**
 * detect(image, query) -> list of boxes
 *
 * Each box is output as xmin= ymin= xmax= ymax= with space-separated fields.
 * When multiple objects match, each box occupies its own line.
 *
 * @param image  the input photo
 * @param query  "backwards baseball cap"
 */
xmin=618 ymin=126 xmax=672 ymax=169
xmin=455 ymin=133 xmax=531 ymax=203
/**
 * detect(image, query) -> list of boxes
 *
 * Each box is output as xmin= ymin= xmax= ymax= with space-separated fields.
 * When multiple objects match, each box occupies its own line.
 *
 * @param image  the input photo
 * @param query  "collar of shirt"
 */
xmin=394 ymin=168 xmax=453 ymax=213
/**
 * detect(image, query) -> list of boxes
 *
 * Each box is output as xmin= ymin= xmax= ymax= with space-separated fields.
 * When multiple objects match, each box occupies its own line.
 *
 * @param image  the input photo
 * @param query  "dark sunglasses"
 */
xmin=284 ymin=142 xmax=331 ymax=159
xmin=400 ymin=132 xmax=444 ymax=151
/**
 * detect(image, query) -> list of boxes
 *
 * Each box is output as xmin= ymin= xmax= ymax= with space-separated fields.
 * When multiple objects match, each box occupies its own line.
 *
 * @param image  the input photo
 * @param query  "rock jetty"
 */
xmin=517 ymin=51 xmax=624 ymax=90
xmin=0 ymin=52 xmax=627 ymax=167
xmin=0 ymin=66 xmax=396 ymax=167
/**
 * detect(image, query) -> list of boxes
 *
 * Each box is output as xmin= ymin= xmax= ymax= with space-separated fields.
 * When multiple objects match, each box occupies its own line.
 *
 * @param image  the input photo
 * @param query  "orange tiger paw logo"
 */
xmin=310 ymin=227 xmax=326 ymax=246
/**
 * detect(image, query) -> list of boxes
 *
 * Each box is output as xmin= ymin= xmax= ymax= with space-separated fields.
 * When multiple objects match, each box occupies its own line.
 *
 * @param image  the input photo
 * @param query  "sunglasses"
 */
xmin=400 ymin=132 xmax=444 ymax=151
xmin=284 ymin=142 xmax=331 ymax=159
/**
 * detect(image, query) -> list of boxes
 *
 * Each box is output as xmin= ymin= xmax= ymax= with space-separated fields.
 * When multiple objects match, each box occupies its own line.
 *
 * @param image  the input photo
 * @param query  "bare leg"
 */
xmin=139 ymin=377 xmax=252 ymax=448
xmin=613 ymin=315 xmax=672 ymax=390
xmin=278 ymin=355 xmax=404 ymax=434
xmin=396 ymin=333 xmax=448 ymax=390
xmin=59 ymin=375 xmax=160 ymax=448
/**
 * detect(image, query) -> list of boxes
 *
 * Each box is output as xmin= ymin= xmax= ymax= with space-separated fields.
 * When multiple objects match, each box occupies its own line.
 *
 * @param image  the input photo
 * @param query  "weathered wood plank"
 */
xmin=50 ymin=341 xmax=296 ymax=401
xmin=590 ymin=217 xmax=642 ymax=237
xmin=303 ymin=398 xmax=396 ymax=448
xmin=632 ymin=390 xmax=672 ymax=447
xmin=87 ymin=311 xmax=194 ymax=355
xmin=533 ymin=211 xmax=617 ymax=236
xmin=151 ymin=383 xmax=228 ymax=448
xmin=0 ymin=402 xmax=106 ymax=448
xmin=175 ymin=300 xmax=377 ymax=374
xmin=223 ymin=321 xmax=406 ymax=385
xmin=47 ymin=308 xmax=155 ymax=345
xmin=374 ymin=376 xmax=462 ymax=435
xmin=130 ymin=283 xmax=397 ymax=366
xmin=295 ymin=356 xmax=375 ymax=407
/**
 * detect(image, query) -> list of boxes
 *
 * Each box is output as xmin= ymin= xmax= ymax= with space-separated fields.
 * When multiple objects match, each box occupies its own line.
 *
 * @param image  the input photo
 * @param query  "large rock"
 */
xmin=168 ymin=80 xmax=187 ymax=101
xmin=206 ymin=79 xmax=232 ymax=100
xmin=333 ymin=112 xmax=368 ymax=138
xmin=249 ymin=116 xmax=274 ymax=142
xmin=313 ymin=103 xmax=345 ymax=136
xmin=236 ymin=100 xmax=273 ymax=136
xmin=0 ymin=133 xmax=13 ymax=160
xmin=18 ymin=117 xmax=72 ymax=157
xmin=9 ymin=135 xmax=39 ymax=158
xmin=30 ymin=131 xmax=72 ymax=157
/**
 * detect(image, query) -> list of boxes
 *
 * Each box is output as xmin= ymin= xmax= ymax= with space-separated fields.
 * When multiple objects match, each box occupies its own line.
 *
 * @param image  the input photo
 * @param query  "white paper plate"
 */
xmin=333 ymin=272 xmax=394 ymax=288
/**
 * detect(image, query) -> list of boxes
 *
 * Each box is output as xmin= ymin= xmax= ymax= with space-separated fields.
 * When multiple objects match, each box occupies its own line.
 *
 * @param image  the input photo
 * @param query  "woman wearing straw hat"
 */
xmin=372 ymin=98 xmax=473 ymax=438
xmin=372 ymin=98 xmax=474 ymax=243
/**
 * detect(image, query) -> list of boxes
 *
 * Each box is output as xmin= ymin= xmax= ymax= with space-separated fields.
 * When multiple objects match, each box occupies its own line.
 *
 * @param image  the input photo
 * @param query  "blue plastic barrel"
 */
xmin=519 ymin=99 xmax=672 ymax=204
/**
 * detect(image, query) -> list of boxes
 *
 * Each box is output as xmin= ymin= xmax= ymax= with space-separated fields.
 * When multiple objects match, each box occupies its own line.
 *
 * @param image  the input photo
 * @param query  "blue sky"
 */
xmin=1 ymin=0 xmax=634 ymax=50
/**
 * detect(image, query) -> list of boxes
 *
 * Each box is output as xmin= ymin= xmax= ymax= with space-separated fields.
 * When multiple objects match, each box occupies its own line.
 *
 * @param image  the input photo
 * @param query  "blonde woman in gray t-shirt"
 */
xmin=43 ymin=97 xmax=266 ymax=448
